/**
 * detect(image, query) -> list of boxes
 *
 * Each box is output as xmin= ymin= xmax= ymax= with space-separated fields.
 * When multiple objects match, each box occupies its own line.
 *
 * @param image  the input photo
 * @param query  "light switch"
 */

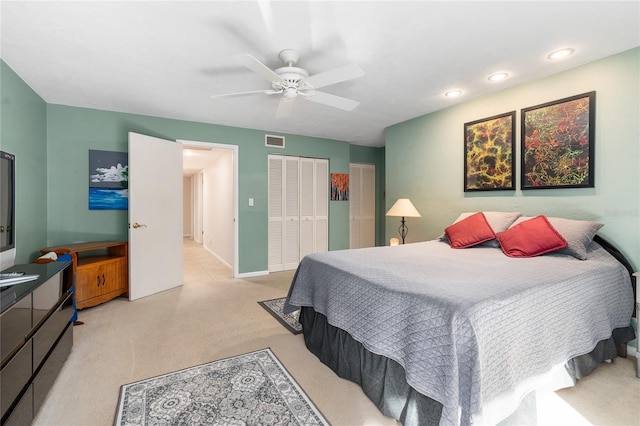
xmin=248 ymin=198 xmax=254 ymax=207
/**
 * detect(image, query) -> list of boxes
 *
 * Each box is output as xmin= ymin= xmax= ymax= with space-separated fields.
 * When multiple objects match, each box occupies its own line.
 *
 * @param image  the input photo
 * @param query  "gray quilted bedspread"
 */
xmin=284 ymin=240 xmax=634 ymax=425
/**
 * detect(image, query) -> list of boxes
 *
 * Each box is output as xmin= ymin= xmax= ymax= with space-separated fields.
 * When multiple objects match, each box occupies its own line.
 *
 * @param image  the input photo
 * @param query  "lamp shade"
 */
xmin=386 ymin=198 xmax=421 ymax=217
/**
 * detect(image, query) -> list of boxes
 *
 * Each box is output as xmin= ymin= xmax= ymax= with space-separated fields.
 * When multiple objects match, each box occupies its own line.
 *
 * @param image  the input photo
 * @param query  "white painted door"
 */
xmin=268 ymin=155 xmax=303 ymax=271
xmin=268 ymin=155 xmax=284 ymax=272
xmin=128 ymin=132 xmax=183 ymax=300
xmin=313 ymin=159 xmax=329 ymax=252
xmin=268 ymin=155 xmax=300 ymax=272
xmin=268 ymin=155 xmax=328 ymax=272
xmin=349 ymin=164 xmax=362 ymax=248
xmin=349 ymin=163 xmax=376 ymax=248
xmin=283 ymin=156 xmax=300 ymax=270
xmin=299 ymin=158 xmax=329 ymax=258
xmin=299 ymin=158 xmax=315 ymax=259
xmin=360 ymin=164 xmax=376 ymax=247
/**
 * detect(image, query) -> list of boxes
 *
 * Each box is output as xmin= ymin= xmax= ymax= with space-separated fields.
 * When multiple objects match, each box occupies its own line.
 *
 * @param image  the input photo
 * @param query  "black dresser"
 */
xmin=0 ymin=261 xmax=73 ymax=425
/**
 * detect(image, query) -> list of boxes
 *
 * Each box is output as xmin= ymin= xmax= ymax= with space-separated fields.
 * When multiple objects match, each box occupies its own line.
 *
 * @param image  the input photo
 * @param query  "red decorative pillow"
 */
xmin=445 ymin=212 xmax=496 ymax=248
xmin=496 ymin=215 xmax=568 ymax=258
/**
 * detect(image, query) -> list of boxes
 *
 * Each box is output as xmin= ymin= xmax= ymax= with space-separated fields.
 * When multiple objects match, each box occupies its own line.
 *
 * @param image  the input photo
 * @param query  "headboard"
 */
xmin=594 ymin=234 xmax=637 ymax=318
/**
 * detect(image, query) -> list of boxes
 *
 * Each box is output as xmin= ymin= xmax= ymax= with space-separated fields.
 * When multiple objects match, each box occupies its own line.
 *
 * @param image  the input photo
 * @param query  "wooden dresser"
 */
xmin=40 ymin=241 xmax=128 ymax=309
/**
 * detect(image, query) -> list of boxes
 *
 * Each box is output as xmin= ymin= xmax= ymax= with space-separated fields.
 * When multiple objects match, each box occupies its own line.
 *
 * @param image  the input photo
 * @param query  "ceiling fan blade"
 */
xmin=275 ymin=98 xmax=295 ymax=119
xmin=232 ymin=53 xmax=284 ymax=83
xmin=210 ymin=89 xmax=281 ymax=99
xmin=303 ymin=63 xmax=364 ymax=89
xmin=302 ymin=90 xmax=360 ymax=111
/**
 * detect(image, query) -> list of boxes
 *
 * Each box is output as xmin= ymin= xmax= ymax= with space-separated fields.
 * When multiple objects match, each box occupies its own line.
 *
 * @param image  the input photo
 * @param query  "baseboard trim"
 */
xmin=236 ymin=270 xmax=269 ymax=278
xmin=203 ymin=245 xmax=232 ymax=270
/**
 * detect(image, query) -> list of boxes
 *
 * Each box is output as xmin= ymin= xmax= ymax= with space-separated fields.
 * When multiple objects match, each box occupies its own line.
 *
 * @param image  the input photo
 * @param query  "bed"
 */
xmin=284 ymin=213 xmax=636 ymax=426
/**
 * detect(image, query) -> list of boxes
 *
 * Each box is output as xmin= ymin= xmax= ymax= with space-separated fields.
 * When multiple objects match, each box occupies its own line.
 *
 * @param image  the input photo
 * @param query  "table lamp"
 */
xmin=386 ymin=198 xmax=421 ymax=244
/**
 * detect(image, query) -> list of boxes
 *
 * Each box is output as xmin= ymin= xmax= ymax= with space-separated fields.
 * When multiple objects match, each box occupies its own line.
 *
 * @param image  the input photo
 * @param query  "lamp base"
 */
xmin=398 ymin=216 xmax=408 ymax=244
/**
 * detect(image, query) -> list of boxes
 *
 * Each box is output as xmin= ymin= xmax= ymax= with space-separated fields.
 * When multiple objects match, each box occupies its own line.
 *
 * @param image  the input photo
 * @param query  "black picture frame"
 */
xmin=521 ymin=91 xmax=595 ymax=189
xmin=464 ymin=111 xmax=516 ymax=191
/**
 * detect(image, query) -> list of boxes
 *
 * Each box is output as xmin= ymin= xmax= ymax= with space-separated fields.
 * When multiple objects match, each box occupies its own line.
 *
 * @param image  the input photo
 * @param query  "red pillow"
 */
xmin=496 ymin=215 xmax=568 ymax=258
xmin=445 ymin=212 xmax=496 ymax=248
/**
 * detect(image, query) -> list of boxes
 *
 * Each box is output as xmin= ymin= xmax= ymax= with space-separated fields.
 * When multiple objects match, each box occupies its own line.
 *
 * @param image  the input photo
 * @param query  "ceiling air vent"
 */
xmin=265 ymin=134 xmax=285 ymax=148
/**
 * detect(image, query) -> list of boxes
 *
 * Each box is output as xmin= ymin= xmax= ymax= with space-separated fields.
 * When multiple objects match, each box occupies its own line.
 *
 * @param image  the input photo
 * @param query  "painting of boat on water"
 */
xmin=89 ymin=150 xmax=129 ymax=210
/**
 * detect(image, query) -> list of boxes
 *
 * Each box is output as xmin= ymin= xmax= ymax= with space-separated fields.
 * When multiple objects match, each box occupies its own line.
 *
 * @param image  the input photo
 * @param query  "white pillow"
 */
xmin=509 ymin=216 xmax=603 ymax=260
xmin=440 ymin=211 xmax=522 ymax=247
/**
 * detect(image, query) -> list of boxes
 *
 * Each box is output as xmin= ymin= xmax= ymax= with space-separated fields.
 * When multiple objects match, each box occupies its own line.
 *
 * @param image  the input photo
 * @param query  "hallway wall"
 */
xmin=183 ymin=176 xmax=192 ymax=237
xmin=203 ymin=150 xmax=234 ymax=268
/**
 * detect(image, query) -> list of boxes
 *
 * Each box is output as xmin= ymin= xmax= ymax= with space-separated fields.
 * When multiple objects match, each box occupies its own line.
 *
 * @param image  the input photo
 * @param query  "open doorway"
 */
xmin=180 ymin=140 xmax=238 ymax=278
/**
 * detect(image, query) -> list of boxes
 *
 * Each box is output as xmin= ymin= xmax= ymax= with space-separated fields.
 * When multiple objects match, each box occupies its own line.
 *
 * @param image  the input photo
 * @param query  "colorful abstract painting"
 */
xmin=89 ymin=149 xmax=129 ymax=210
xmin=330 ymin=173 xmax=349 ymax=201
xmin=521 ymin=92 xmax=595 ymax=189
xmin=464 ymin=111 xmax=515 ymax=191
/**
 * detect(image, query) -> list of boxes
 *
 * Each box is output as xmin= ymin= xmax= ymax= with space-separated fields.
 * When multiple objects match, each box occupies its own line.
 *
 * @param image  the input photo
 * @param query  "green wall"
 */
xmin=386 ymin=47 xmax=640 ymax=269
xmin=0 ymin=61 xmax=48 ymax=262
xmin=45 ymin=104 xmax=372 ymax=273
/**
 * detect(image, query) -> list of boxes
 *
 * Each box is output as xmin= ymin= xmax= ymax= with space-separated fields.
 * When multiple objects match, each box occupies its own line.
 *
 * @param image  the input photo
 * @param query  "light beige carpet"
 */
xmin=34 ymin=239 xmax=639 ymax=425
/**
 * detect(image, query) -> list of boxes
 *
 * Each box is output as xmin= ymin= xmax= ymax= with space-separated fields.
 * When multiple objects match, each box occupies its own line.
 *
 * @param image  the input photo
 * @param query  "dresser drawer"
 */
xmin=0 ymin=295 xmax=31 ymax=363
xmin=0 ymin=340 xmax=32 ymax=420
xmin=33 ymin=324 xmax=73 ymax=414
xmin=32 ymin=292 xmax=73 ymax=370
xmin=2 ymin=385 xmax=32 ymax=426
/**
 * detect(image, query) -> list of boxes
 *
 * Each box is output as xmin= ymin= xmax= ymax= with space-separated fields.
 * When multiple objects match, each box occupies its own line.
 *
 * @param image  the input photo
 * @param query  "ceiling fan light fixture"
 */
xmin=283 ymin=87 xmax=298 ymax=99
xmin=547 ymin=48 xmax=574 ymax=60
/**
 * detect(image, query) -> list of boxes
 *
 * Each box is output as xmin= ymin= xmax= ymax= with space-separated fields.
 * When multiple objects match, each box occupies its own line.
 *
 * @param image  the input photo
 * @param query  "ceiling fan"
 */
xmin=211 ymin=49 xmax=364 ymax=118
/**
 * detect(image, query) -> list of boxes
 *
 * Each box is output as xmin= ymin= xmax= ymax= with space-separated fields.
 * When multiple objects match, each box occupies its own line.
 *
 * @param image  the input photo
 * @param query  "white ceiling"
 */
xmin=1 ymin=1 xmax=639 ymax=148
xmin=182 ymin=144 xmax=230 ymax=176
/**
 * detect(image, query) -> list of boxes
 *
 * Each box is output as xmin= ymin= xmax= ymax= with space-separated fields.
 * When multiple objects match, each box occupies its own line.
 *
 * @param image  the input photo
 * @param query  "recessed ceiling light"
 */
xmin=488 ymin=72 xmax=509 ymax=82
xmin=445 ymin=89 xmax=462 ymax=98
xmin=547 ymin=48 xmax=575 ymax=60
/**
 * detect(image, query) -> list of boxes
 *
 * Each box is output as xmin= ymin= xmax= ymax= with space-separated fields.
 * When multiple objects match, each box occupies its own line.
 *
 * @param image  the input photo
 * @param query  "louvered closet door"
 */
xmin=268 ymin=155 xmax=328 ymax=272
xmin=299 ymin=158 xmax=315 ymax=259
xmin=349 ymin=163 xmax=376 ymax=248
xmin=299 ymin=158 xmax=328 ymax=258
xmin=284 ymin=156 xmax=300 ymax=270
xmin=268 ymin=155 xmax=284 ymax=272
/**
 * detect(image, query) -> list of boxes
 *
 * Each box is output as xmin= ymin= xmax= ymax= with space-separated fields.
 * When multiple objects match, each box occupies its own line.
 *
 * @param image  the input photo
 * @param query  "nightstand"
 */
xmin=634 ymin=271 xmax=639 ymax=378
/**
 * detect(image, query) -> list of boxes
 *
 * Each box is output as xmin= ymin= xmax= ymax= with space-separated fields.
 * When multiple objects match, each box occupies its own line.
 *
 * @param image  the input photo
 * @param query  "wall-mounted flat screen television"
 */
xmin=0 ymin=150 xmax=16 ymax=270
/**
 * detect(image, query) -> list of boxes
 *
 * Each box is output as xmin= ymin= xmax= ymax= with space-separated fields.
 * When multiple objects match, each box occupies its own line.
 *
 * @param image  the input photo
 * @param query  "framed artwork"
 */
xmin=330 ymin=173 xmax=349 ymax=201
xmin=521 ymin=91 xmax=595 ymax=189
xmin=89 ymin=149 xmax=129 ymax=210
xmin=464 ymin=111 xmax=516 ymax=191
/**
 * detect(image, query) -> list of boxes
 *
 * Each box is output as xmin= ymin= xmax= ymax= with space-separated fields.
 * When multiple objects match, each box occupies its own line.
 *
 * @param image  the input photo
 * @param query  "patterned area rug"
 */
xmin=115 ymin=348 xmax=328 ymax=425
xmin=259 ymin=297 xmax=302 ymax=334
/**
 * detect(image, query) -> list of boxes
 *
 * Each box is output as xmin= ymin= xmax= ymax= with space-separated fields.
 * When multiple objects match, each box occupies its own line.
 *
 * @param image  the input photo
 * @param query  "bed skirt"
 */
xmin=300 ymin=306 xmax=635 ymax=425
